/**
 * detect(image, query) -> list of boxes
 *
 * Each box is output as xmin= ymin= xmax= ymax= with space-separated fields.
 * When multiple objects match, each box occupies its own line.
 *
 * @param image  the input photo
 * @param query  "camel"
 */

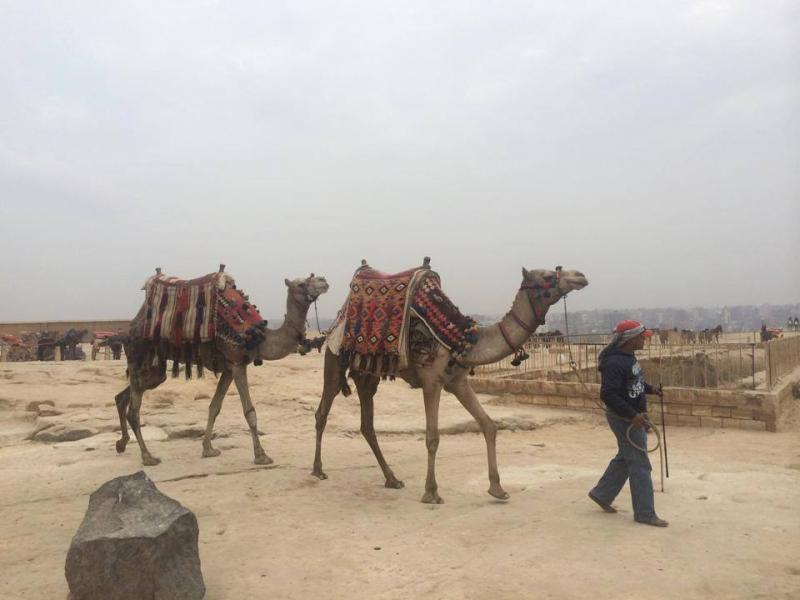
xmin=115 ymin=271 xmax=329 ymax=466
xmin=59 ymin=328 xmax=88 ymax=360
xmin=312 ymin=264 xmax=588 ymax=503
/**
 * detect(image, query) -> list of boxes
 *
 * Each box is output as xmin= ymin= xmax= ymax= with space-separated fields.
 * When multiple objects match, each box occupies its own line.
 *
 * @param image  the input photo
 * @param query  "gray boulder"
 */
xmin=65 ymin=471 xmax=205 ymax=600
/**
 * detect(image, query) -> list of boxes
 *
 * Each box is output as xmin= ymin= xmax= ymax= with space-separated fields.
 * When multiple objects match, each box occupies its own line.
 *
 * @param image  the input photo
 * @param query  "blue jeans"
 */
xmin=590 ymin=414 xmax=656 ymax=521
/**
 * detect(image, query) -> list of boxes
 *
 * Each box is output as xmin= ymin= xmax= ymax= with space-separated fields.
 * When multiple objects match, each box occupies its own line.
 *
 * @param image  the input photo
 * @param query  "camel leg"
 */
xmin=201 ymin=370 xmax=233 ymax=458
xmin=127 ymin=383 xmax=161 ymax=466
xmin=312 ymin=350 xmax=341 ymax=479
xmin=115 ymin=386 xmax=131 ymax=453
xmin=421 ymin=381 xmax=444 ymax=504
xmin=232 ymin=365 xmax=272 ymax=465
xmin=447 ymin=378 xmax=509 ymax=500
xmin=353 ymin=374 xmax=403 ymax=489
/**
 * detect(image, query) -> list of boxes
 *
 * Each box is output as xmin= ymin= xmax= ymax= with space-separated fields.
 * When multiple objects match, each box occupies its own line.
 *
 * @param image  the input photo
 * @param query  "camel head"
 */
xmin=521 ymin=266 xmax=588 ymax=309
xmin=284 ymin=273 xmax=330 ymax=306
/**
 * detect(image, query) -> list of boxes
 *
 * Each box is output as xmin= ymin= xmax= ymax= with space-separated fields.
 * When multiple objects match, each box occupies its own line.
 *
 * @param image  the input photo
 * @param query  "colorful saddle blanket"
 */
xmin=337 ymin=264 xmax=477 ymax=376
xmin=132 ymin=270 xmax=266 ymax=365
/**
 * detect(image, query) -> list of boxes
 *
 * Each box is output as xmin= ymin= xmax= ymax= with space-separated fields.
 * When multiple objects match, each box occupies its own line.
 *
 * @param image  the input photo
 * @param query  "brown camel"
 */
xmin=115 ymin=272 xmax=329 ymax=466
xmin=312 ymin=265 xmax=588 ymax=503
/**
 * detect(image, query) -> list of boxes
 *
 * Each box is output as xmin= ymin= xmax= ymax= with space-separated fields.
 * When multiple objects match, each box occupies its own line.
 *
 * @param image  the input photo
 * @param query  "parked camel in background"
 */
xmin=116 ymin=272 xmax=329 ymax=466
xmin=59 ymin=328 xmax=88 ymax=360
xmin=312 ymin=264 xmax=588 ymax=503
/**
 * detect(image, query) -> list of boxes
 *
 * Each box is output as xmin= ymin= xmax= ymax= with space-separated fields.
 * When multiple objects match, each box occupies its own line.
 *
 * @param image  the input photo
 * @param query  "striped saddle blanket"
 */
xmin=132 ymin=269 xmax=266 ymax=365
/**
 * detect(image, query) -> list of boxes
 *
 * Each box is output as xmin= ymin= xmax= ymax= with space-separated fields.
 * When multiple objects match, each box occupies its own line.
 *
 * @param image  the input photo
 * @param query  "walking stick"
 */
xmin=659 ymin=384 xmax=669 ymax=478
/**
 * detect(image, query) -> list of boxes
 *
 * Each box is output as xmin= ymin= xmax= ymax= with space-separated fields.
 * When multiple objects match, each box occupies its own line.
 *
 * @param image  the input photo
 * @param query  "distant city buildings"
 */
xmin=539 ymin=303 xmax=800 ymax=334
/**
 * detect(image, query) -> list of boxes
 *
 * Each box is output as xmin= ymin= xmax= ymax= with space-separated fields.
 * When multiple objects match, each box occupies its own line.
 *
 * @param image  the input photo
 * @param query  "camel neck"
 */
xmin=282 ymin=295 xmax=308 ymax=338
xmin=463 ymin=289 xmax=547 ymax=366
xmin=257 ymin=297 xmax=310 ymax=361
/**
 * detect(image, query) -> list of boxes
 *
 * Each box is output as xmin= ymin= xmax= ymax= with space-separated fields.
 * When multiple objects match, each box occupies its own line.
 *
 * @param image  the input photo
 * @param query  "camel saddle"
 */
xmin=131 ymin=269 xmax=267 ymax=366
xmin=330 ymin=263 xmax=478 ymax=376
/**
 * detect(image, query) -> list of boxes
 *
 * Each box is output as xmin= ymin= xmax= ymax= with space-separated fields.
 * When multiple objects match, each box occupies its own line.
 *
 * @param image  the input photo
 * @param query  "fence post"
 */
xmin=764 ymin=341 xmax=772 ymax=391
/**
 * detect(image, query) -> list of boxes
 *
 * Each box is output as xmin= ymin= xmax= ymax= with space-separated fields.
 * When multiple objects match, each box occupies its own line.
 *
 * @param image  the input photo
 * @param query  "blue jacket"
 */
xmin=598 ymin=349 xmax=654 ymax=419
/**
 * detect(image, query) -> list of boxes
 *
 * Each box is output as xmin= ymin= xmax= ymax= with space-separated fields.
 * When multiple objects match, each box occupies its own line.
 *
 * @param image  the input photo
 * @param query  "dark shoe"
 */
xmin=588 ymin=492 xmax=617 ymax=513
xmin=635 ymin=516 xmax=669 ymax=527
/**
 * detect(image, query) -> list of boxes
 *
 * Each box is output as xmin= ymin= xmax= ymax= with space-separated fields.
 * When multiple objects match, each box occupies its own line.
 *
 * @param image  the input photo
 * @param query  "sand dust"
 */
xmin=1 ymin=354 xmax=799 ymax=599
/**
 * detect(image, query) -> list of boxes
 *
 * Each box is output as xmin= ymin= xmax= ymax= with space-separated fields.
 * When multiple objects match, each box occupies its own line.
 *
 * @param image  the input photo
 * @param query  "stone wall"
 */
xmin=469 ymin=373 xmax=799 ymax=432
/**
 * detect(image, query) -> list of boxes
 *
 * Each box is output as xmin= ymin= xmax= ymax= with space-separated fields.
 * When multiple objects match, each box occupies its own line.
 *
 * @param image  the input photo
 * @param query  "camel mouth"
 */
xmin=560 ymin=274 xmax=588 ymax=290
xmin=306 ymin=284 xmax=329 ymax=303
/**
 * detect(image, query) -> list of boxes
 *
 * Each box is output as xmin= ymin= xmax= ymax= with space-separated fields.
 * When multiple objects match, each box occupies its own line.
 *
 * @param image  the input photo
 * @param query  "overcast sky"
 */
xmin=1 ymin=1 xmax=798 ymax=322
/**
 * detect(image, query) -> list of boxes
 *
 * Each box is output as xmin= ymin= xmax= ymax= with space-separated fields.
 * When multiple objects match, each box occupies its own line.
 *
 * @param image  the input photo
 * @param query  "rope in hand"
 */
xmin=561 ymin=295 xmax=666 ymax=492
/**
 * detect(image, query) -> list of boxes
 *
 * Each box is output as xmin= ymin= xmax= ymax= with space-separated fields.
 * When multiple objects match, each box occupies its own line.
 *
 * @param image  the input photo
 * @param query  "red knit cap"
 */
xmin=614 ymin=319 xmax=654 ymax=338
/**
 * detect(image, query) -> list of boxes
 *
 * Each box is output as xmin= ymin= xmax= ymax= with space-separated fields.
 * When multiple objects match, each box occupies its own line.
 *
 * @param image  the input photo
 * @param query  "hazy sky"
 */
xmin=1 ymin=1 xmax=798 ymax=322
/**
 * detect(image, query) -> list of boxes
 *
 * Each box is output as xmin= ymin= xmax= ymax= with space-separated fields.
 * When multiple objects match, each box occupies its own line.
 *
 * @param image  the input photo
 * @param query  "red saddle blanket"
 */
xmin=132 ymin=270 xmax=266 ymax=365
xmin=338 ymin=265 xmax=477 ymax=376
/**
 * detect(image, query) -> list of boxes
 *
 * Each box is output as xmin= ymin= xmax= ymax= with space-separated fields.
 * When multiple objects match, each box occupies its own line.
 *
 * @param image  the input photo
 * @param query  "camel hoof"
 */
xmin=115 ymin=439 xmax=128 ymax=454
xmin=489 ymin=486 xmax=510 ymax=500
xmin=142 ymin=455 xmax=161 ymax=466
xmin=421 ymin=492 xmax=444 ymax=504
xmin=202 ymin=447 xmax=221 ymax=458
xmin=385 ymin=478 xmax=405 ymax=489
xmin=254 ymin=454 xmax=274 ymax=465
xmin=311 ymin=469 xmax=328 ymax=480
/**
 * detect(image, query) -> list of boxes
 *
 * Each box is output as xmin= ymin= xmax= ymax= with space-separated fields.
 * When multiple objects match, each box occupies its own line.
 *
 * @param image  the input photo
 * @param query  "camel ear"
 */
xmin=284 ymin=278 xmax=292 ymax=287
xmin=522 ymin=267 xmax=531 ymax=279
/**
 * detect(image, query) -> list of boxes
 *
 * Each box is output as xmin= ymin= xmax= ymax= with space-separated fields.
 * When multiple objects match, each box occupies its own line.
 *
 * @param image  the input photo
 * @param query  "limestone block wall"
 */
xmin=469 ymin=376 xmax=788 ymax=432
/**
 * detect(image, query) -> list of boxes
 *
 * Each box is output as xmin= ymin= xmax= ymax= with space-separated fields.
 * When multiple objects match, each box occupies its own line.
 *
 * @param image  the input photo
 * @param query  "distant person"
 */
xmin=794 ymin=317 xmax=799 ymax=332
xmin=760 ymin=323 xmax=772 ymax=342
xmin=588 ymin=320 xmax=668 ymax=527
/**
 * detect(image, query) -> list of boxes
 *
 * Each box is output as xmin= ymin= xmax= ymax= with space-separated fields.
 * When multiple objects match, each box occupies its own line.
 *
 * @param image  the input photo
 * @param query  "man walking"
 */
xmin=588 ymin=320 xmax=668 ymax=527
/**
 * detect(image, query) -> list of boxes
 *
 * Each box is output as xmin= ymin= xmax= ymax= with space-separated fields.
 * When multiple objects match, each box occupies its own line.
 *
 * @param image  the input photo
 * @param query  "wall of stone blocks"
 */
xmin=469 ymin=376 xmax=783 ymax=432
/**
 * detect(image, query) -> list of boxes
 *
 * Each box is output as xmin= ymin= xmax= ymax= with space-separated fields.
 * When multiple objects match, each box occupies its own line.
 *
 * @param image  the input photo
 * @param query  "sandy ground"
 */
xmin=1 ymin=352 xmax=799 ymax=600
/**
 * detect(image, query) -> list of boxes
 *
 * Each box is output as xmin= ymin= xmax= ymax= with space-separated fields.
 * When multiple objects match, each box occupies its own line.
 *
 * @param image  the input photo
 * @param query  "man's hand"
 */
xmin=631 ymin=413 xmax=648 ymax=429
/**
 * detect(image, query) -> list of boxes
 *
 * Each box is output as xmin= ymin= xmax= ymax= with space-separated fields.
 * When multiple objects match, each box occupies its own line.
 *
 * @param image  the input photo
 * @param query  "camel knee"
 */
xmin=315 ymin=411 xmax=328 ymax=432
xmin=244 ymin=407 xmax=258 ymax=429
xmin=425 ymin=435 xmax=439 ymax=454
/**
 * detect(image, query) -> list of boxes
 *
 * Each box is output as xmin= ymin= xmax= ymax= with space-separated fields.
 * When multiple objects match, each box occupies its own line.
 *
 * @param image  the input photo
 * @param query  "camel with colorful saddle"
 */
xmin=313 ymin=258 xmax=588 ymax=503
xmin=115 ymin=264 xmax=329 ymax=466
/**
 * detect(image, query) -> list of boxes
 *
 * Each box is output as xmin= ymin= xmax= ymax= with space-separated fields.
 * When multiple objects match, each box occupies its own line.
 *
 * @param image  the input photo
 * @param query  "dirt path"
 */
xmin=1 ymin=356 xmax=799 ymax=599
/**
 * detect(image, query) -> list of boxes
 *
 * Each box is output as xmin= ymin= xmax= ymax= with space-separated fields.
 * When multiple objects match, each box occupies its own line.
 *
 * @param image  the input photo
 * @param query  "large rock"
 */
xmin=65 ymin=471 xmax=205 ymax=600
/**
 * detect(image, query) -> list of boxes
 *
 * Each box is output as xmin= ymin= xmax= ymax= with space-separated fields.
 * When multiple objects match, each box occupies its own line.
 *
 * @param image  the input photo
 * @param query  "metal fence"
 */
xmin=474 ymin=333 xmax=774 ymax=390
